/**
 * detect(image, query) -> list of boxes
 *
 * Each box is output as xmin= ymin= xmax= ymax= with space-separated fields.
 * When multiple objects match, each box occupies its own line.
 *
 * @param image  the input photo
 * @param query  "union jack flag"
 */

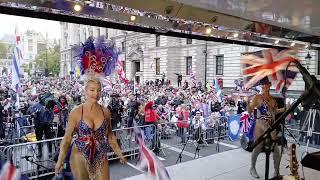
xmin=102 ymin=77 xmax=113 ymax=91
xmin=133 ymin=121 xmax=171 ymax=180
xmin=241 ymin=49 xmax=299 ymax=92
xmin=189 ymin=67 xmax=197 ymax=85
xmin=0 ymin=161 xmax=21 ymax=180
xmin=77 ymin=134 xmax=96 ymax=163
xmin=240 ymin=112 xmax=250 ymax=133
xmin=117 ymin=60 xmax=129 ymax=84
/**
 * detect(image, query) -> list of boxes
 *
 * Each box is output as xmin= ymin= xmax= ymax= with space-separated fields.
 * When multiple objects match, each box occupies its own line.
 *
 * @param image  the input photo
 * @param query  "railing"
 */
xmin=107 ymin=124 xmax=156 ymax=160
xmin=0 ymin=120 xmax=230 ymax=179
xmin=0 ymin=124 xmax=156 ymax=179
xmin=0 ymin=137 xmax=62 ymax=179
xmin=157 ymin=118 xmax=229 ymax=152
xmin=285 ymin=127 xmax=320 ymax=147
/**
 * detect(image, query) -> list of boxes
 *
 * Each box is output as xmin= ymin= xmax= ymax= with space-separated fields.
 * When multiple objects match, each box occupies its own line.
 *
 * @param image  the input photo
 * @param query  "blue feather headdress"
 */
xmin=73 ymin=36 xmax=119 ymax=77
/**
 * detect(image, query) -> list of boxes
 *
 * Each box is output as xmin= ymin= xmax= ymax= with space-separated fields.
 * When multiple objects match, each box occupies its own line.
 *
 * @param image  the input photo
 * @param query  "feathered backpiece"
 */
xmin=76 ymin=36 xmax=119 ymax=77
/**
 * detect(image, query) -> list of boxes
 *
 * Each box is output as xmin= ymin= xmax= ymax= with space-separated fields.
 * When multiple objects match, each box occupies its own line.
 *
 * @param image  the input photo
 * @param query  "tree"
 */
xmin=0 ymin=43 xmax=11 ymax=59
xmin=34 ymin=45 xmax=60 ymax=76
xmin=21 ymin=63 xmax=30 ymax=76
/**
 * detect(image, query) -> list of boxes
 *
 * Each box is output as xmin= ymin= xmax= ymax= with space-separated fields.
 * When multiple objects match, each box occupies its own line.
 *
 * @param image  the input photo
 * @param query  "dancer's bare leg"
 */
xmin=250 ymin=120 xmax=265 ymax=178
xmin=95 ymin=160 xmax=110 ymax=180
xmin=271 ymin=131 xmax=280 ymax=177
xmin=70 ymin=147 xmax=90 ymax=180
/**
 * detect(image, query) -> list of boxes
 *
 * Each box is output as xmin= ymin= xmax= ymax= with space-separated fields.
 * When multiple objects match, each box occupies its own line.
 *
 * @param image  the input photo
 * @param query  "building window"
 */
xmin=186 ymin=38 xmax=192 ymax=44
xmin=28 ymin=39 xmax=33 ymax=51
xmin=216 ymin=55 xmax=224 ymax=75
xmin=97 ymin=29 xmax=100 ymax=37
xmin=121 ymin=41 xmax=125 ymax=52
xmin=186 ymin=56 xmax=192 ymax=75
xmin=156 ymin=35 xmax=160 ymax=47
xmin=155 ymin=58 xmax=160 ymax=75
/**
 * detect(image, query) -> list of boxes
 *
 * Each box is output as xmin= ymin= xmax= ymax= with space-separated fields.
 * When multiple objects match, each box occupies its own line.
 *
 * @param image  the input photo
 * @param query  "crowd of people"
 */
xmin=0 ymin=75 xmax=250 ymax=143
xmin=0 ymin=73 xmax=319 ymax=179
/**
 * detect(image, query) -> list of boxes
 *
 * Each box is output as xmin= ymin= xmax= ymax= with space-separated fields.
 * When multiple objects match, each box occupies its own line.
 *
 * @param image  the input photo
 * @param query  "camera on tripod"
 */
xmin=301 ymin=77 xmax=320 ymax=111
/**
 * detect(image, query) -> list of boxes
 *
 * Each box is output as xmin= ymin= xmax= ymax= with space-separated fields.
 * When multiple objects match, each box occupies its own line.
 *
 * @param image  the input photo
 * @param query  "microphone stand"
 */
xmin=176 ymin=135 xmax=190 ymax=164
xmin=248 ymin=60 xmax=320 ymax=180
xmin=24 ymin=156 xmax=51 ymax=179
xmin=24 ymin=156 xmax=51 ymax=171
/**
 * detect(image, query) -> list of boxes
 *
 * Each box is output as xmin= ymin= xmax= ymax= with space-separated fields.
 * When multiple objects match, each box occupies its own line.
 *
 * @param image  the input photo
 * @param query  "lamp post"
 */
xmin=123 ymin=31 xmax=127 ymax=76
xmin=45 ymin=32 xmax=48 ymax=77
xmin=305 ymin=51 xmax=312 ymax=69
xmin=70 ymin=45 xmax=73 ymax=76
xmin=204 ymin=41 xmax=208 ymax=90
xmin=69 ymin=44 xmax=77 ymax=78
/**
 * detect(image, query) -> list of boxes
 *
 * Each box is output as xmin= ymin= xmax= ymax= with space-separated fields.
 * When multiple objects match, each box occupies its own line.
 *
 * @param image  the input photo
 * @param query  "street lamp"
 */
xmin=305 ymin=51 xmax=312 ymax=69
xmin=123 ymin=31 xmax=127 ymax=76
xmin=70 ymin=44 xmax=77 ymax=77
xmin=203 ymin=41 xmax=208 ymax=90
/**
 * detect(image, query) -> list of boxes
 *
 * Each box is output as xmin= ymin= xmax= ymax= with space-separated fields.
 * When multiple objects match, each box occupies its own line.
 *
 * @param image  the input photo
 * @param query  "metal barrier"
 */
xmin=204 ymin=116 xmax=229 ymax=142
xmin=285 ymin=127 xmax=320 ymax=146
xmin=3 ymin=115 xmax=35 ymax=144
xmin=156 ymin=121 xmax=183 ymax=150
xmin=0 ymin=137 xmax=62 ymax=179
xmin=0 ymin=124 xmax=156 ymax=178
xmin=157 ymin=118 xmax=229 ymax=152
xmin=108 ymin=124 xmax=156 ymax=160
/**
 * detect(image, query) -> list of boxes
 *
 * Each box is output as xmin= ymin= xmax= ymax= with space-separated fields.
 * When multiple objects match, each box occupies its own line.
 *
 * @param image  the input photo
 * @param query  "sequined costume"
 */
xmin=257 ymin=98 xmax=274 ymax=121
xmin=74 ymin=105 xmax=109 ymax=179
xmin=250 ymin=95 xmax=280 ymax=178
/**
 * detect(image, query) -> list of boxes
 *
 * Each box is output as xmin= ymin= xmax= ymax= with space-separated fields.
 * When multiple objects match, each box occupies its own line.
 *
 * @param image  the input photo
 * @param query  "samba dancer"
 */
xmin=248 ymin=78 xmax=285 ymax=178
xmin=55 ymin=37 xmax=127 ymax=180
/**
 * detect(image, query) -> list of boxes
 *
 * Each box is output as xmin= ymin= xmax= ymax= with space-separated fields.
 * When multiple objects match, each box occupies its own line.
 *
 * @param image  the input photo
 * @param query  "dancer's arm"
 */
xmin=104 ymin=107 xmax=127 ymax=164
xmin=248 ymin=95 xmax=261 ymax=115
xmin=55 ymin=108 xmax=77 ymax=174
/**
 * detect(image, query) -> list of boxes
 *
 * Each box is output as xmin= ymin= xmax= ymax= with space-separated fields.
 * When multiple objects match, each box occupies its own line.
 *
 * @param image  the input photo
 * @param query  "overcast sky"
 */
xmin=0 ymin=14 xmax=61 ymax=39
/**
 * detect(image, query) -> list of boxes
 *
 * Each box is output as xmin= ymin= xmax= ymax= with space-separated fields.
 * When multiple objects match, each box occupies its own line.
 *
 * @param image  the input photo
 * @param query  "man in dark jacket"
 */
xmin=31 ymin=97 xmax=54 ymax=158
xmin=237 ymin=97 xmax=247 ymax=114
xmin=127 ymin=94 xmax=141 ymax=127
xmin=108 ymin=94 xmax=123 ymax=129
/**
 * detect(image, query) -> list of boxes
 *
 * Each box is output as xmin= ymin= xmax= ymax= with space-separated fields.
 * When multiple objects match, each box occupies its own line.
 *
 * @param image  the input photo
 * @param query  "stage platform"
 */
xmin=123 ymin=145 xmax=320 ymax=180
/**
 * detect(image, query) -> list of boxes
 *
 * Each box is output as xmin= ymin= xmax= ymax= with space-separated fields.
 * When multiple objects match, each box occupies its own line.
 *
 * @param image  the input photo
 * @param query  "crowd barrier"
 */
xmin=0 ymin=120 xmax=229 ymax=179
xmin=285 ymin=127 xmax=320 ymax=146
xmin=156 ymin=118 xmax=229 ymax=153
xmin=108 ymin=124 xmax=156 ymax=160
xmin=0 ymin=124 xmax=156 ymax=179
xmin=0 ymin=137 xmax=62 ymax=179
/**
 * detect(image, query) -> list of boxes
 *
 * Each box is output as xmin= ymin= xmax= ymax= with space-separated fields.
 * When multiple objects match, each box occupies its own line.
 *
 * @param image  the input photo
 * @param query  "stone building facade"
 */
xmin=60 ymin=23 xmax=320 ymax=94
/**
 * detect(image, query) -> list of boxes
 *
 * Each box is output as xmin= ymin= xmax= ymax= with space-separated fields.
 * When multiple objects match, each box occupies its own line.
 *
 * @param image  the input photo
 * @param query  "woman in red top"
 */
xmin=144 ymin=101 xmax=160 ymax=152
xmin=144 ymin=101 xmax=159 ymax=124
xmin=177 ymin=104 xmax=189 ymax=143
